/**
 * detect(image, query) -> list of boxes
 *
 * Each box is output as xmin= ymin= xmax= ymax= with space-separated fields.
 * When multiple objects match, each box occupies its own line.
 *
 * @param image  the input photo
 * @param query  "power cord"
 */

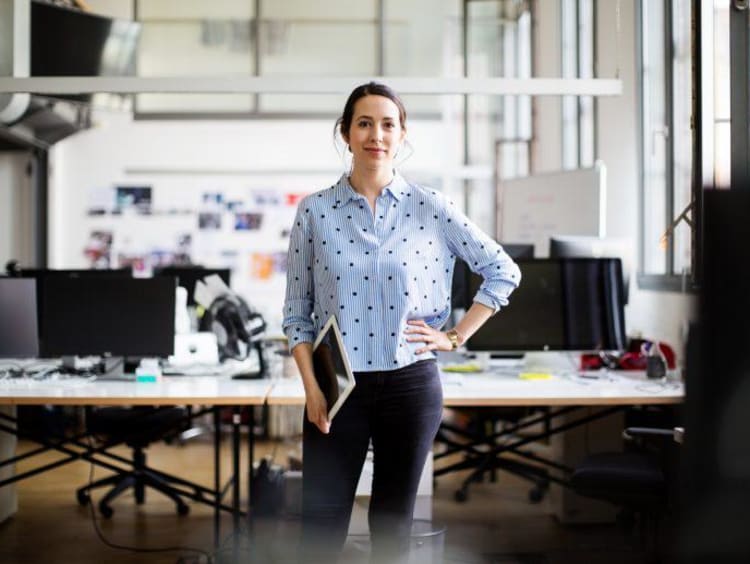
xmin=83 ymin=435 xmax=214 ymax=563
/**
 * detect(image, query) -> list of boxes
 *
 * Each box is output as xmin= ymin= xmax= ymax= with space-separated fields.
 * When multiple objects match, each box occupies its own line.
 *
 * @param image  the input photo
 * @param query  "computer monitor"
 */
xmin=465 ymin=257 xmax=627 ymax=353
xmin=451 ymin=243 xmax=534 ymax=310
xmin=39 ymin=277 xmax=176 ymax=358
xmin=16 ymin=268 xmax=134 ymax=341
xmin=549 ymin=235 xmax=633 ymax=304
xmin=154 ymin=266 xmax=231 ymax=306
xmin=0 ymin=278 xmax=39 ymax=358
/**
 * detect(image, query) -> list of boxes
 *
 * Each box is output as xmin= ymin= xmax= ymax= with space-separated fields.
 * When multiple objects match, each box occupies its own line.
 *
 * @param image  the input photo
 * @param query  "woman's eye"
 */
xmin=358 ymin=121 xmax=369 ymax=127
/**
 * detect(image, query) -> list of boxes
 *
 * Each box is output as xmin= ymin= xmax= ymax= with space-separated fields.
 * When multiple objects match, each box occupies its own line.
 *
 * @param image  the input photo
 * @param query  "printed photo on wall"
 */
xmin=226 ymin=200 xmax=245 ymax=212
xmin=83 ymin=230 xmax=113 ymax=268
xmin=234 ymin=212 xmax=263 ymax=231
xmin=250 ymin=253 xmax=274 ymax=281
xmin=198 ymin=212 xmax=222 ymax=230
xmin=117 ymin=253 xmax=147 ymax=275
xmin=174 ymin=233 xmax=193 ymax=265
xmin=284 ymin=193 xmax=305 ymax=206
xmin=250 ymin=189 xmax=281 ymax=207
xmin=201 ymin=192 xmax=224 ymax=208
xmin=115 ymin=186 xmax=152 ymax=215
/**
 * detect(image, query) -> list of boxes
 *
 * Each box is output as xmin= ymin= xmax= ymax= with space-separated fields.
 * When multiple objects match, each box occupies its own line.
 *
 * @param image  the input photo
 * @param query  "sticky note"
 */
xmin=442 ymin=363 xmax=483 ymax=373
xmin=519 ymin=372 xmax=552 ymax=380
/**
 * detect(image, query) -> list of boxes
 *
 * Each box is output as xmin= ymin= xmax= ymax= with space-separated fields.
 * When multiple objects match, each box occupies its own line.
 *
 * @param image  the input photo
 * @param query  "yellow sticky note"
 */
xmin=442 ymin=363 xmax=483 ymax=373
xmin=519 ymin=372 xmax=552 ymax=380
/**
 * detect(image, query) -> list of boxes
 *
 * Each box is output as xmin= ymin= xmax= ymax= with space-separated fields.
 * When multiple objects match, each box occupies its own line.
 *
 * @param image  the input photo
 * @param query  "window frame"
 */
xmin=636 ymin=0 xmax=702 ymax=292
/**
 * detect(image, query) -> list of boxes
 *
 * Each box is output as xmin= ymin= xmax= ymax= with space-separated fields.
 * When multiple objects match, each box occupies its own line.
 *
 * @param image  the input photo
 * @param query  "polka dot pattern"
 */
xmin=282 ymin=172 xmax=521 ymax=371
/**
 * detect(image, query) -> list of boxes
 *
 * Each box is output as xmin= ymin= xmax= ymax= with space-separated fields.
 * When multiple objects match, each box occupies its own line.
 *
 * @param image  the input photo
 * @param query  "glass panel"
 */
xmin=261 ymin=0 xmax=376 ymax=20
xmin=715 ymin=122 xmax=731 ymax=188
xmin=561 ymin=0 xmax=579 ymax=169
xmin=259 ymin=22 xmax=376 ymax=75
xmin=713 ymin=0 xmax=731 ymax=187
xmin=641 ymin=0 xmax=668 ymax=274
xmin=137 ymin=0 xmax=255 ymax=20
xmin=135 ymin=1 xmax=256 ymax=114
xmin=578 ymin=0 xmax=595 ymax=167
xmin=383 ymin=0 xmax=461 ymax=113
xmin=257 ymin=17 xmax=376 ymax=113
xmin=672 ymin=0 xmax=692 ymax=275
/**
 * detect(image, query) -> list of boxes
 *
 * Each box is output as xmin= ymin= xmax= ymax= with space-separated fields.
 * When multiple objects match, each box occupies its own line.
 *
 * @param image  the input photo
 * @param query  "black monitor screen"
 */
xmin=549 ymin=236 xmax=632 ymax=304
xmin=40 ymin=277 xmax=175 ymax=358
xmin=466 ymin=258 xmax=626 ymax=352
xmin=19 ymin=269 xmax=133 ymax=337
xmin=154 ymin=267 xmax=231 ymax=306
xmin=0 ymin=278 xmax=39 ymax=358
xmin=452 ymin=243 xmax=534 ymax=310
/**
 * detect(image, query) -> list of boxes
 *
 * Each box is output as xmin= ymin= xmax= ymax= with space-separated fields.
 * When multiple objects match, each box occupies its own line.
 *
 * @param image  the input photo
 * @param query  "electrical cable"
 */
xmin=82 ymin=435 xmax=214 ymax=563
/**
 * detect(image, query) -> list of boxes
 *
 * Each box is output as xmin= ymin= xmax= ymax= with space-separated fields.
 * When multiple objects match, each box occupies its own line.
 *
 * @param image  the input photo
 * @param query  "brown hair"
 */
xmin=335 ymin=82 xmax=407 ymax=142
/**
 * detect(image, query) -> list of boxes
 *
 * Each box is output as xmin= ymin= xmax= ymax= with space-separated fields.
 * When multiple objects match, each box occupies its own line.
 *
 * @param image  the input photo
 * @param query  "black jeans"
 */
xmin=300 ymin=359 xmax=443 ymax=564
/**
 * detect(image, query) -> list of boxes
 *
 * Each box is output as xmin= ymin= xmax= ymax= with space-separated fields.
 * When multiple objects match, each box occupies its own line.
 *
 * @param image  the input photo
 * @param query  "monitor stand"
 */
xmin=60 ymin=355 xmax=126 ymax=378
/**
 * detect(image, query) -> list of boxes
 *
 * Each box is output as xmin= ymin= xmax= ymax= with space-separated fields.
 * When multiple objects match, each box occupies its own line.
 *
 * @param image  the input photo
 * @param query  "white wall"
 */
xmin=0 ymin=152 xmax=34 ymax=268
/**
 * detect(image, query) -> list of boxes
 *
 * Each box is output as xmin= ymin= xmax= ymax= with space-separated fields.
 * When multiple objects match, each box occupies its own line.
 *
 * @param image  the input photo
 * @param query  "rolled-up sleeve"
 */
xmin=441 ymin=196 xmax=521 ymax=313
xmin=282 ymin=200 xmax=316 ymax=349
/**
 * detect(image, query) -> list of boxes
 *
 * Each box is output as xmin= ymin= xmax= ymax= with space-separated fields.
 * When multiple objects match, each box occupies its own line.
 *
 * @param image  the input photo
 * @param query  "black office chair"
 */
xmin=76 ymin=406 xmax=191 ymax=518
xmin=570 ymin=426 xmax=681 ymax=555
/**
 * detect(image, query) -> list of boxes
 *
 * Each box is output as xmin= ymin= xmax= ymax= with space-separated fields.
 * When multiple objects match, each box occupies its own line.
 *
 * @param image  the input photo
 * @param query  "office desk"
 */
xmin=265 ymin=368 xmax=684 ymax=406
xmin=266 ymin=367 xmax=684 ymax=509
xmin=0 ymin=374 xmax=273 ymax=549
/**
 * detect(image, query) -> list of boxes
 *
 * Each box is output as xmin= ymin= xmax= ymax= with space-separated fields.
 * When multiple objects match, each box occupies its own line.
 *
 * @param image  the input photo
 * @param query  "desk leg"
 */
xmin=232 ymin=407 xmax=241 ymax=559
xmin=247 ymin=405 xmax=255 ymax=527
xmin=213 ymin=407 xmax=221 ymax=549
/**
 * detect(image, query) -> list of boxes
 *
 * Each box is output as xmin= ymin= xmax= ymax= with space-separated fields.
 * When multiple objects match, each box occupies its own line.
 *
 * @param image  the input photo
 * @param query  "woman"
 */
xmin=282 ymin=82 xmax=521 ymax=563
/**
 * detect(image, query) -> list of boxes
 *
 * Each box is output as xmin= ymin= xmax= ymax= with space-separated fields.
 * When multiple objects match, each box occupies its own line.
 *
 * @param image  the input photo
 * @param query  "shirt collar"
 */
xmin=333 ymin=172 xmax=408 ymax=208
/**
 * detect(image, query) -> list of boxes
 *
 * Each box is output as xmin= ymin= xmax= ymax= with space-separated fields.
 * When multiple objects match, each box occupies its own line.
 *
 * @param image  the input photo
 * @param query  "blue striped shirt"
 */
xmin=282 ymin=172 xmax=521 ymax=371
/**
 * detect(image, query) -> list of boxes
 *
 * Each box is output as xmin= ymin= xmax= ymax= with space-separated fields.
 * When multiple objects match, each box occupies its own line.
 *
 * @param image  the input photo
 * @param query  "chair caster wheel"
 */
xmin=454 ymin=488 xmax=468 ymax=503
xmin=177 ymin=503 xmax=190 ymax=516
xmin=99 ymin=502 xmax=114 ymax=518
xmin=528 ymin=487 xmax=544 ymax=503
xmin=76 ymin=490 xmax=90 ymax=506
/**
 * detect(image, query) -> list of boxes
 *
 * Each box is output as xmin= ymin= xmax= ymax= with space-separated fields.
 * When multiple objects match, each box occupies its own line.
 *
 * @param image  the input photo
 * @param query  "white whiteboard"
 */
xmin=498 ymin=161 xmax=606 ymax=257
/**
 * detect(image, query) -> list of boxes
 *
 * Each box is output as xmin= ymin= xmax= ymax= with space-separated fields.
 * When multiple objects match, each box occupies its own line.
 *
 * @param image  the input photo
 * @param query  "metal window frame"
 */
xmin=731 ymin=0 xmax=750 ymax=186
xmin=636 ymin=0 xmax=700 ymax=293
xmin=560 ymin=0 xmax=596 ymax=169
xmin=133 ymin=0 xmax=385 ymax=120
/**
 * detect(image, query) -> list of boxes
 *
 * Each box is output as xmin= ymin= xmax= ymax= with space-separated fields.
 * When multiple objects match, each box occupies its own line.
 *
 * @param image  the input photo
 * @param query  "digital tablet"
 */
xmin=312 ymin=315 xmax=356 ymax=421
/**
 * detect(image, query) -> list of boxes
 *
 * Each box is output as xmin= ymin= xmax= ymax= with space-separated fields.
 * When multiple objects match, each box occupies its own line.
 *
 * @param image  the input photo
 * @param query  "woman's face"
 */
xmin=344 ymin=95 xmax=406 ymax=171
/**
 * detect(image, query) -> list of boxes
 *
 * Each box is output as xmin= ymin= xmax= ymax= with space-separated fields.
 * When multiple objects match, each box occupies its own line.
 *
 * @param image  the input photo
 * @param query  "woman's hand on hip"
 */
xmin=305 ymin=386 xmax=331 ymax=434
xmin=404 ymin=319 xmax=453 ymax=354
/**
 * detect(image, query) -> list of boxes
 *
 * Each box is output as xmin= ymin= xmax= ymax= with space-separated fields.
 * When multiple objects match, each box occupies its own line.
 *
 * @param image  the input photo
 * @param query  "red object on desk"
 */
xmin=579 ymin=339 xmax=677 ymax=371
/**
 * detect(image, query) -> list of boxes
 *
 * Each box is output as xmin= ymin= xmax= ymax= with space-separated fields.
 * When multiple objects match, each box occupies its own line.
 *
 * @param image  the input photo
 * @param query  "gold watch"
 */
xmin=446 ymin=329 xmax=461 ymax=350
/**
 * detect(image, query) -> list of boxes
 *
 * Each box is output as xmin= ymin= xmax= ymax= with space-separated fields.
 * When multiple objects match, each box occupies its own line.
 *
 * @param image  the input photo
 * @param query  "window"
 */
xmin=637 ymin=0 xmax=731 ymax=291
xmin=561 ymin=0 xmax=595 ymax=169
